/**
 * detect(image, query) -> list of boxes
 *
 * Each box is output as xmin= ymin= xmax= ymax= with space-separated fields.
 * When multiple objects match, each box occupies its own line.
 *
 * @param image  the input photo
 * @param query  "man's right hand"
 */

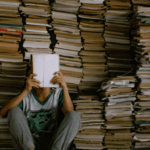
xmin=24 ymin=74 xmax=41 ymax=92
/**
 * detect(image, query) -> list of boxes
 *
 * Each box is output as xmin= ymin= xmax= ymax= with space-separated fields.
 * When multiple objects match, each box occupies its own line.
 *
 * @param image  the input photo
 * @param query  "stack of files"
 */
xmin=52 ymin=0 xmax=82 ymax=96
xmin=0 ymin=62 xmax=27 ymax=104
xmin=0 ymin=62 xmax=27 ymax=150
xmin=104 ymin=0 xmax=134 ymax=77
xmin=78 ymin=0 xmax=108 ymax=94
xmin=98 ymin=76 xmax=137 ymax=149
xmin=133 ymin=97 xmax=150 ymax=149
xmin=73 ymin=98 xmax=105 ymax=150
xmin=0 ymin=117 xmax=13 ymax=150
xmin=19 ymin=0 xmax=52 ymax=59
xmin=131 ymin=3 xmax=150 ymax=149
xmin=0 ymin=0 xmax=23 ymax=62
xmin=0 ymin=1 xmax=26 ymax=149
xmin=131 ymin=5 xmax=150 ymax=81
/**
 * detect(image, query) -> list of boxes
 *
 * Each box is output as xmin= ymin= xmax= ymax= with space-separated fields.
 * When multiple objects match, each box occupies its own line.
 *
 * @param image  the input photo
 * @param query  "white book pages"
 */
xmin=43 ymin=55 xmax=59 ymax=87
xmin=33 ymin=54 xmax=59 ymax=87
xmin=33 ymin=54 xmax=44 ymax=87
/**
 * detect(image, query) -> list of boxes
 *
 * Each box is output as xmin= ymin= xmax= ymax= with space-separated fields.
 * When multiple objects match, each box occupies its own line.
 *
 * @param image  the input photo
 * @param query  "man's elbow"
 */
xmin=62 ymin=107 xmax=74 ymax=115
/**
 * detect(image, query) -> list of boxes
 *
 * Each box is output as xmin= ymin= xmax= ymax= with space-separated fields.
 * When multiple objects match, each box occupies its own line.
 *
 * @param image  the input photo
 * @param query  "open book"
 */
xmin=32 ymin=54 xmax=59 ymax=87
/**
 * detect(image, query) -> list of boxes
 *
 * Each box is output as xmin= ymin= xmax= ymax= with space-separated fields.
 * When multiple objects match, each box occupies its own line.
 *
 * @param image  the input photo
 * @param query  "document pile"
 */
xmin=0 ymin=0 xmax=23 ymax=62
xmin=0 ymin=117 xmax=12 ymax=149
xmin=104 ymin=0 xmax=134 ymax=77
xmin=19 ymin=0 xmax=52 ymax=59
xmin=52 ymin=0 xmax=82 ymax=96
xmin=98 ymin=76 xmax=137 ymax=149
xmin=131 ymin=1 xmax=150 ymax=149
xmin=73 ymin=97 xmax=105 ymax=150
xmin=78 ymin=0 xmax=108 ymax=94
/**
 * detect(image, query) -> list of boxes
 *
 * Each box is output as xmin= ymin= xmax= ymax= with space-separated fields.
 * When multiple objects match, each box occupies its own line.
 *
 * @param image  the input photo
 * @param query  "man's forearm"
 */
xmin=62 ymin=87 xmax=74 ymax=113
xmin=0 ymin=89 xmax=28 ymax=118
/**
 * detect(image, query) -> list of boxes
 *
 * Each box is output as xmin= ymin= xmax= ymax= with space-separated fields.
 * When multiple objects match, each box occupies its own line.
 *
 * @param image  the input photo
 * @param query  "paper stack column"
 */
xmin=0 ymin=62 xmax=27 ymax=149
xmin=131 ymin=0 xmax=150 ymax=148
xmin=0 ymin=0 xmax=23 ymax=61
xmin=0 ymin=1 xmax=28 ymax=148
xmin=98 ymin=76 xmax=137 ymax=149
xmin=78 ymin=0 xmax=108 ymax=97
xmin=19 ymin=0 xmax=52 ymax=60
xmin=52 ymin=0 xmax=82 ymax=98
xmin=73 ymin=94 xmax=105 ymax=150
xmin=104 ymin=0 xmax=134 ymax=77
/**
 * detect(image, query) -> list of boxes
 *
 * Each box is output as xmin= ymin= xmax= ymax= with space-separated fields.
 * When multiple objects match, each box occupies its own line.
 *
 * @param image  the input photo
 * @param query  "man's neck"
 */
xmin=35 ymin=88 xmax=51 ymax=102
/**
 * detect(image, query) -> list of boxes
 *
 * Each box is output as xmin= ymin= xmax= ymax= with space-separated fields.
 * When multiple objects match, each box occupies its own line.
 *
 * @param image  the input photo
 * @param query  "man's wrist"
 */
xmin=62 ymin=86 xmax=68 ymax=91
xmin=23 ymin=89 xmax=30 ymax=94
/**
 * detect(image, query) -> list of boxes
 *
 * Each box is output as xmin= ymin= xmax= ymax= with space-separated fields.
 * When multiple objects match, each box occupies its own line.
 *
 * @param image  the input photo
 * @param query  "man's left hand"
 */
xmin=51 ymin=71 xmax=68 ymax=90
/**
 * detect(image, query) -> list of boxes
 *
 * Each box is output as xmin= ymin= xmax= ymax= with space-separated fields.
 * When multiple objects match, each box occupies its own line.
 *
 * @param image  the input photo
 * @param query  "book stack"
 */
xmin=0 ymin=117 xmax=13 ymax=150
xmin=134 ymin=95 xmax=150 ymax=149
xmin=52 ymin=0 xmax=82 ymax=96
xmin=0 ymin=0 xmax=25 ymax=111
xmin=131 ymin=2 xmax=150 ymax=149
xmin=98 ymin=76 xmax=137 ymax=149
xmin=0 ymin=0 xmax=23 ymax=62
xmin=104 ymin=0 xmax=134 ymax=77
xmin=0 ymin=61 xmax=27 ymax=150
xmin=78 ymin=0 xmax=108 ymax=94
xmin=0 ymin=1 xmax=28 ymax=149
xmin=0 ymin=62 xmax=27 ymax=104
xmin=19 ymin=0 xmax=52 ymax=60
xmin=73 ymin=95 xmax=105 ymax=150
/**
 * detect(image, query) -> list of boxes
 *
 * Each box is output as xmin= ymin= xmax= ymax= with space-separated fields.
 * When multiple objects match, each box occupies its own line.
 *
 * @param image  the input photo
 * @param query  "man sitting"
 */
xmin=0 ymin=71 xmax=81 ymax=150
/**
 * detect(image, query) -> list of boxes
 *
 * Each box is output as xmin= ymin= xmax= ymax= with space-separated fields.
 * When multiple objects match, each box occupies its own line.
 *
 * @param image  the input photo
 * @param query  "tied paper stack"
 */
xmin=104 ymin=0 xmax=134 ymax=77
xmin=73 ymin=94 xmax=105 ymax=150
xmin=19 ymin=0 xmax=52 ymax=59
xmin=131 ymin=1 xmax=150 ymax=149
xmin=78 ymin=0 xmax=108 ymax=96
xmin=98 ymin=76 xmax=137 ymax=149
xmin=0 ymin=0 xmax=23 ymax=62
xmin=52 ymin=0 xmax=82 ymax=98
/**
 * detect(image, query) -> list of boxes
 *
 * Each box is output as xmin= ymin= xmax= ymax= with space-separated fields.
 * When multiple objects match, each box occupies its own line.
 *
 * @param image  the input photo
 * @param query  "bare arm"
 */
xmin=0 ymin=74 xmax=40 ymax=118
xmin=62 ymin=86 xmax=74 ymax=114
xmin=0 ymin=90 xmax=28 ymax=118
xmin=51 ymin=71 xmax=74 ymax=115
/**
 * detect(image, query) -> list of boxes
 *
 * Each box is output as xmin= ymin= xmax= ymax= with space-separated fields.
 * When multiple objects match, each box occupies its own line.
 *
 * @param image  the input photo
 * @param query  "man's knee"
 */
xmin=8 ymin=107 xmax=21 ymax=116
xmin=7 ymin=107 xmax=22 ymax=123
xmin=67 ymin=111 xmax=81 ymax=125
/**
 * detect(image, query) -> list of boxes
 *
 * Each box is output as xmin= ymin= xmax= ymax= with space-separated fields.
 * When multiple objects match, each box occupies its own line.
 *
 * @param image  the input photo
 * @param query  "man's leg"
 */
xmin=50 ymin=111 xmax=81 ymax=150
xmin=7 ymin=107 xmax=35 ymax=150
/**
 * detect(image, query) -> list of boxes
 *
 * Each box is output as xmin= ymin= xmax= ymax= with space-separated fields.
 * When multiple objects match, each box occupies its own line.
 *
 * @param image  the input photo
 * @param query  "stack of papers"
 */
xmin=98 ymin=76 xmax=137 ymax=149
xmin=52 ymin=0 xmax=82 ymax=97
xmin=78 ymin=0 xmax=108 ymax=96
xmin=104 ymin=0 xmax=134 ymax=77
xmin=73 ymin=97 xmax=105 ymax=150
xmin=131 ymin=2 xmax=150 ymax=149
xmin=19 ymin=0 xmax=52 ymax=59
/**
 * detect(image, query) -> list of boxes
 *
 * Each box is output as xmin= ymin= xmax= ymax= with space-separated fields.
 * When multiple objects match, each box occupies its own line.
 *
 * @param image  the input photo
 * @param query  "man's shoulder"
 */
xmin=23 ymin=90 xmax=34 ymax=101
